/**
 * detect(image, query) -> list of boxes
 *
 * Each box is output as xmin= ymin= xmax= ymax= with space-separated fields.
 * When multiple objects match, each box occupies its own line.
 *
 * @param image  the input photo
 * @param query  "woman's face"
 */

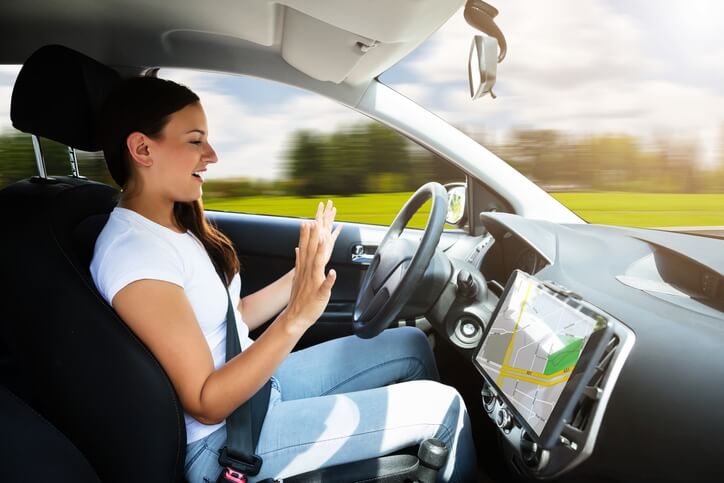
xmin=142 ymin=101 xmax=218 ymax=202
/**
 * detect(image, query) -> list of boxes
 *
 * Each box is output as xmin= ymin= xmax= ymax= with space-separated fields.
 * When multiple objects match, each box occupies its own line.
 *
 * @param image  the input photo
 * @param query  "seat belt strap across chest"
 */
xmin=214 ymin=264 xmax=272 ymax=479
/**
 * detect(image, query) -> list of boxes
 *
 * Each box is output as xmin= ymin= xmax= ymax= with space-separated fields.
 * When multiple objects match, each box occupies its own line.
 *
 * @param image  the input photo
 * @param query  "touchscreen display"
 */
xmin=475 ymin=270 xmax=609 ymax=443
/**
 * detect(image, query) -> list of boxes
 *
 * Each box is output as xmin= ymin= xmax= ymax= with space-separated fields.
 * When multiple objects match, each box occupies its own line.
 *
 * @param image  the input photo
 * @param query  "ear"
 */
xmin=126 ymin=132 xmax=153 ymax=167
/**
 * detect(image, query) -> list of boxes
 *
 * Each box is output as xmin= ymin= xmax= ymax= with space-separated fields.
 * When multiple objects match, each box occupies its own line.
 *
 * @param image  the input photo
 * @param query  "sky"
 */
xmin=1 ymin=0 xmax=723 ymax=180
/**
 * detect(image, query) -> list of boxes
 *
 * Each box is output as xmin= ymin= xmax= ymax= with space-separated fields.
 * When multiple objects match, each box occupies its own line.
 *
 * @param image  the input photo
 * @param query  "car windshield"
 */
xmin=1 ymin=1 xmax=723 ymax=235
xmin=381 ymin=0 xmax=724 ymax=233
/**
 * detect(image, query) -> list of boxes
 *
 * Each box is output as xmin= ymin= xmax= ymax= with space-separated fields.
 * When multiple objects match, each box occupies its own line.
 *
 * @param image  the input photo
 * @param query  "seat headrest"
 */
xmin=10 ymin=45 xmax=121 ymax=152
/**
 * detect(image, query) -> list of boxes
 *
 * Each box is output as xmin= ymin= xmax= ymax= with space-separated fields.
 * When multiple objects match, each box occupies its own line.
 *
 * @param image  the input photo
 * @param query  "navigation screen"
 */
xmin=475 ymin=270 xmax=610 ymax=445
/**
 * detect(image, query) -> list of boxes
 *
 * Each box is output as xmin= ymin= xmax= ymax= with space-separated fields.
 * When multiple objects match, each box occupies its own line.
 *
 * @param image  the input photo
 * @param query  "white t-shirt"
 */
xmin=90 ymin=207 xmax=253 ymax=444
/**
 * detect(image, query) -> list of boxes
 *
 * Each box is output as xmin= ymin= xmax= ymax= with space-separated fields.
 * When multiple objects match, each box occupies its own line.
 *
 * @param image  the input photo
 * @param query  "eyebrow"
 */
xmin=186 ymin=129 xmax=206 ymax=135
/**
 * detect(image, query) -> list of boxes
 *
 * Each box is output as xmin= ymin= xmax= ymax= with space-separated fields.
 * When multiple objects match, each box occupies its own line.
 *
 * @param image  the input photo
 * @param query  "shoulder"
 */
xmin=94 ymin=213 xmax=183 ymax=267
xmin=91 ymin=211 xmax=186 ymax=303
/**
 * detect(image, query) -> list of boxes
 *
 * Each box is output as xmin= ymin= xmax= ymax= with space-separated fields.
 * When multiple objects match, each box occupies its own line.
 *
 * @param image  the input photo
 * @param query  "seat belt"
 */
xmin=214 ymin=264 xmax=272 ymax=482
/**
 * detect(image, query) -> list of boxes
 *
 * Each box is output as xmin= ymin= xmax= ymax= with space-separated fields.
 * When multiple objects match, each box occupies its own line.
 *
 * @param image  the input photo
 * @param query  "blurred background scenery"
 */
xmin=1 ymin=0 xmax=722 ymax=230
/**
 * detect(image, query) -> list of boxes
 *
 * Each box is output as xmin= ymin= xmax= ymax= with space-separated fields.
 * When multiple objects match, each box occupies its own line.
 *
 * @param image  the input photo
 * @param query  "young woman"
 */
xmin=90 ymin=76 xmax=475 ymax=482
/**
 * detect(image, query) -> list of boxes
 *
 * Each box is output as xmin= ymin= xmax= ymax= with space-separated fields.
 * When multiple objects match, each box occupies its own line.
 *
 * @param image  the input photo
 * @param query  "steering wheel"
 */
xmin=353 ymin=182 xmax=448 ymax=339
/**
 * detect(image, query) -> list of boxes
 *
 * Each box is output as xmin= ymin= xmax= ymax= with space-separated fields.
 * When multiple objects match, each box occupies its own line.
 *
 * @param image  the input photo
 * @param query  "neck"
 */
xmin=118 ymin=191 xmax=183 ymax=233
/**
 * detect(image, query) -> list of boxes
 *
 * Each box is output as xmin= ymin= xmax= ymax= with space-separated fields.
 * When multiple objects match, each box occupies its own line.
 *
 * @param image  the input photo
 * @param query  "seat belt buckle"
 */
xmin=217 ymin=468 xmax=247 ymax=483
xmin=218 ymin=446 xmax=263 ymax=478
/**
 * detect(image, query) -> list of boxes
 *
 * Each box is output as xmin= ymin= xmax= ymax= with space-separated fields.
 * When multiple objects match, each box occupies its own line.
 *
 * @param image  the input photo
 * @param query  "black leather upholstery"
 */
xmin=10 ymin=44 xmax=121 ymax=151
xmin=0 ymin=177 xmax=187 ymax=482
xmin=2 ymin=44 xmax=186 ymax=482
xmin=0 ymin=384 xmax=101 ymax=483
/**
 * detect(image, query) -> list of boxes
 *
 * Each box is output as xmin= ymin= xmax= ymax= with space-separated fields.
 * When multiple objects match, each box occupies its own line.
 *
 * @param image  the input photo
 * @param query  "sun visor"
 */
xmin=281 ymin=8 xmax=376 ymax=84
xmin=10 ymin=45 xmax=121 ymax=152
xmin=280 ymin=0 xmax=462 ymax=85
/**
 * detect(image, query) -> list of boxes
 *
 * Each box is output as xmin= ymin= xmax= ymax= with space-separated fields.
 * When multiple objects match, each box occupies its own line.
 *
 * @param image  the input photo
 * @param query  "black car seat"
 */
xmin=0 ymin=44 xmax=446 ymax=483
xmin=0 ymin=384 xmax=101 ymax=482
xmin=0 ymin=45 xmax=188 ymax=483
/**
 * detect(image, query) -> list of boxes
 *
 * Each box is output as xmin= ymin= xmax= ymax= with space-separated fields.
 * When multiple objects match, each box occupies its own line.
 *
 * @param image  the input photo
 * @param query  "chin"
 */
xmin=175 ymin=190 xmax=203 ymax=204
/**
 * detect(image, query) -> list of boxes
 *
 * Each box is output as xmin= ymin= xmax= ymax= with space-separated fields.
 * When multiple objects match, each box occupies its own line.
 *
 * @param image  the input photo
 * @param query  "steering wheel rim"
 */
xmin=353 ymin=182 xmax=448 ymax=339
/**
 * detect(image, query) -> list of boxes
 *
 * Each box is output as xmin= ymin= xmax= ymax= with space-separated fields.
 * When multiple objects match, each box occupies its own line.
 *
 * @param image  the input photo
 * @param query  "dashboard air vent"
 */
xmin=569 ymin=336 xmax=620 ymax=431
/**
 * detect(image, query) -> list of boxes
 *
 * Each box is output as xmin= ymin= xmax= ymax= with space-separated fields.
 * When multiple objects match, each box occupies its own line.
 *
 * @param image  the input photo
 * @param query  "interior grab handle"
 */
xmin=351 ymin=244 xmax=375 ymax=265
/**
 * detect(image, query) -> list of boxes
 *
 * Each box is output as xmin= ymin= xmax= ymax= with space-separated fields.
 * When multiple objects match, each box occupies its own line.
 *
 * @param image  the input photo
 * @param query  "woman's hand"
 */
xmin=283 ymin=200 xmax=343 ymax=333
xmin=315 ymin=200 xmax=342 ymax=267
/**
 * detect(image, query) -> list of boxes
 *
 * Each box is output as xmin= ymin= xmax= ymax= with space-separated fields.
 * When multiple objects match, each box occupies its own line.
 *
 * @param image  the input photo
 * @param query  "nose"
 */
xmin=203 ymin=141 xmax=218 ymax=164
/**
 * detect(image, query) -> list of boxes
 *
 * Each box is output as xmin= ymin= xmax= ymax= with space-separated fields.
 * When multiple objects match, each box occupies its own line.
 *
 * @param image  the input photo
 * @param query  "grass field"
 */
xmin=551 ymin=192 xmax=724 ymax=227
xmin=204 ymin=192 xmax=724 ymax=229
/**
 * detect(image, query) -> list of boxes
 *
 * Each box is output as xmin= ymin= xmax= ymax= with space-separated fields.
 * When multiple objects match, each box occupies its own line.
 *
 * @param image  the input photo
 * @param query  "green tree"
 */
xmin=285 ymin=130 xmax=327 ymax=196
xmin=0 ymin=129 xmax=114 ymax=189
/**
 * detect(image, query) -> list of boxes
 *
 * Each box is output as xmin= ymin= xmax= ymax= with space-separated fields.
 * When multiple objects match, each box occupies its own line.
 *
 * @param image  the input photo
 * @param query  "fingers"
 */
xmin=298 ymin=221 xmax=309 ymax=251
xmin=306 ymin=220 xmax=319 ymax=261
xmin=312 ymin=200 xmax=335 ymax=230
xmin=298 ymin=222 xmax=310 ymax=272
xmin=322 ymin=269 xmax=337 ymax=291
xmin=323 ymin=200 xmax=335 ymax=229
xmin=296 ymin=201 xmax=341 ymax=284
xmin=315 ymin=201 xmax=324 ymax=224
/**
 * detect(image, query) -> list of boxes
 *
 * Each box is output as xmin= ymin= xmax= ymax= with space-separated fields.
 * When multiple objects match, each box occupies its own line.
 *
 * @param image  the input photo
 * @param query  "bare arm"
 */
xmin=239 ymin=268 xmax=295 ymax=331
xmin=239 ymin=201 xmax=342 ymax=331
xmin=111 ymin=201 xmax=342 ymax=424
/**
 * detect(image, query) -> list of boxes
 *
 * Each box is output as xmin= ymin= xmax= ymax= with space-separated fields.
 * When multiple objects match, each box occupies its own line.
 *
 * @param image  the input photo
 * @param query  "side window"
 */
xmin=159 ymin=69 xmax=465 ymax=229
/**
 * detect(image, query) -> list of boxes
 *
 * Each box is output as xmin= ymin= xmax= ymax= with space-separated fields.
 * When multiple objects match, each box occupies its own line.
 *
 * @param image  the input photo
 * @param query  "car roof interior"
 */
xmin=1 ymin=0 xmax=462 ymax=105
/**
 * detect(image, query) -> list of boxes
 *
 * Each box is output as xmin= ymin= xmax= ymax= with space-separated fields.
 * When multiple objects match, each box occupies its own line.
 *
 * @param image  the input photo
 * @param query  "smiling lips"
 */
xmin=192 ymin=170 xmax=205 ymax=182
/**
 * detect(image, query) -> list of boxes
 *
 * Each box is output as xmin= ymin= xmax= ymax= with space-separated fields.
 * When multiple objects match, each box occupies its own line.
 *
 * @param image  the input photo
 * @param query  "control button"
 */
xmin=481 ymin=383 xmax=497 ymax=414
xmin=461 ymin=321 xmax=477 ymax=337
xmin=496 ymin=408 xmax=514 ymax=432
xmin=520 ymin=430 xmax=544 ymax=469
xmin=456 ymin=270 xmax=478 ymax=298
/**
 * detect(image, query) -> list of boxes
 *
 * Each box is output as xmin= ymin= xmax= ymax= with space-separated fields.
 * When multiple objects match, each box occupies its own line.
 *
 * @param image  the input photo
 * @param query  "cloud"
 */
xmin=404 ymin=1 xmax=650 ymax=89
xmin=3 ymin=2 xmax=723 ymax=178
xmin=388 ymin=0 xmax=724 ymax=167
xmin=0 ymin=65 xmax=21 ymax=132
xmin=161 ymin=71 xmax=365 ymax=180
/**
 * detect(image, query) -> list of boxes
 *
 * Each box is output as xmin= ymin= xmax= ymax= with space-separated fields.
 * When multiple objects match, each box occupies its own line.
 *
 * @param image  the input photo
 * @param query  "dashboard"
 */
xmin=429 ymin=212 xmax=724 ymax=482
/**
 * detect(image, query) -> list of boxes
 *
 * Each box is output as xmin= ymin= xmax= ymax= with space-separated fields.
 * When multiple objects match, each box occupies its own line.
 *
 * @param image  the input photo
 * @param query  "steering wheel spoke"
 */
xmin=353 ymin=182 xmax=448 ymax=338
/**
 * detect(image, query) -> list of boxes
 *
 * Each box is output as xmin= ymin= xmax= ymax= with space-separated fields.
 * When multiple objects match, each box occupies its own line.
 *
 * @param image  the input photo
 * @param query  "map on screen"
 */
xmin=475 ymin=272 xmax=606 ymax=438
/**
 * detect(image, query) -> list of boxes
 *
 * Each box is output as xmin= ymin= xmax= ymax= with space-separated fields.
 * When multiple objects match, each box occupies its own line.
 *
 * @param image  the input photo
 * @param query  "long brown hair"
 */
xmin=99 ymin=76 xmax=239 ymax=283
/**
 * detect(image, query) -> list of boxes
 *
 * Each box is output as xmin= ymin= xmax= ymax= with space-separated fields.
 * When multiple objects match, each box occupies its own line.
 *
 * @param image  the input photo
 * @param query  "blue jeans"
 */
xmin=184 ymin=326 xmax=476 ymax=482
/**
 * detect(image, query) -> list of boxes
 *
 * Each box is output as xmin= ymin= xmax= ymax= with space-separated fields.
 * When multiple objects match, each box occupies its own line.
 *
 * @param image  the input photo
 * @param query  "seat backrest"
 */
xmin=0 ymin=45 xmax=187 ymax=483
xmin=0 ymin=384 xmax=101 ymax=483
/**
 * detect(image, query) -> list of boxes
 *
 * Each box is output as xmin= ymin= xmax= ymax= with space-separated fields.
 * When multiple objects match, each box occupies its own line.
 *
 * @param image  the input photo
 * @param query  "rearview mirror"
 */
xmin=468 ymin=35 xmax=499 ymax=100
xmin=464 ymin=0 xmax=505 ymax=100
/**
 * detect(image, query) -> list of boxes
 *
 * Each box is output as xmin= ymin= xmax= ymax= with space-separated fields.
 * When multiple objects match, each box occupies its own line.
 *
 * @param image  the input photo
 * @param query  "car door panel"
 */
xmin=208 ymin=211 xmax=385 ymax=347
xmin=208 ymin=210 xmax=464 ymax=348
